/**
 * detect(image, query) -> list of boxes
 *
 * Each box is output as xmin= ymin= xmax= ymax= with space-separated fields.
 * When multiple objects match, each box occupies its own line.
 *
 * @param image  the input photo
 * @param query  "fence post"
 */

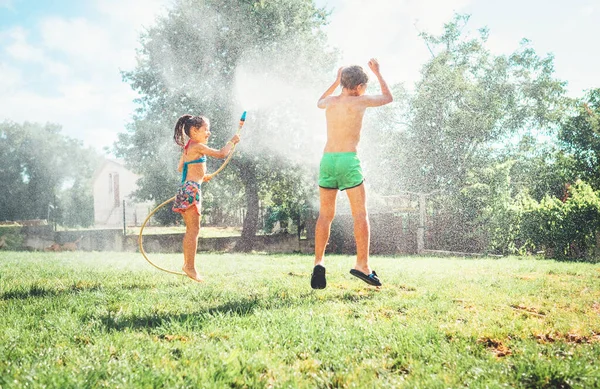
xmin=122 ymin=200 xmax=126 ymax=237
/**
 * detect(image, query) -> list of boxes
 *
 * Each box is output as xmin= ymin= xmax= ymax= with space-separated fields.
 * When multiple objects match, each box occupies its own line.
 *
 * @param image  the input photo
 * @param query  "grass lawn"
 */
xmin=1 ymin=251 xmax=599 ymax=388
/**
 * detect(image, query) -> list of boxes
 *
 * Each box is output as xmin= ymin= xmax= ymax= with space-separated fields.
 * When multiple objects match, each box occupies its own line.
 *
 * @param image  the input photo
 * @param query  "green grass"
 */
xmin=1 ymin=252 xmax=599 ymax=388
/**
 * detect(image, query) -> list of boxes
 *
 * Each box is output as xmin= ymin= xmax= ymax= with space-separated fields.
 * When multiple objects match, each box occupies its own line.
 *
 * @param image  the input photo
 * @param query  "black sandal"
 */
xmin=311 ymin=265 xmax=327 ymax=289
xmin=349 ymin=269 xmax=382 ymax=287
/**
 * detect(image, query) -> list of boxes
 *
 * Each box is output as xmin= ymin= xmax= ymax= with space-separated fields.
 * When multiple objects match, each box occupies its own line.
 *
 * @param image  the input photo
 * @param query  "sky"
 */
xmin=0 ymin=0 xmax=598 ymax=155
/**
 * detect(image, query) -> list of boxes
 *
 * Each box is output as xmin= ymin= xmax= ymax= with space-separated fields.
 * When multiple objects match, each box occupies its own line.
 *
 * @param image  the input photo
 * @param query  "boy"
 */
xmin=311 ymin=58 xmax=393 ymax=289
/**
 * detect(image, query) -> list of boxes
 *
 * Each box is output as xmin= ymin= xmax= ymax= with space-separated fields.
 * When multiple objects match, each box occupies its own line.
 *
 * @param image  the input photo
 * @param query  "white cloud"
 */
xmin=3 ymin=26 xmax=70 ymax=78
xmin=1 ymin=81 xmax=138 ymax=148
xmin=0 ymin=0 xmax=13 ymax=9
xmin=485 ymin=35 xmax=520 ymax=56
xmin=94 ymin=0 xmax=171 ymax=26
xmin=580 ymin=2 xmax=596 ymax=17
xmin=405 ymin=0 xmax=472 ymax=33
xmin=4 ymin=27 xmax=44 ymax=61
xmin=39 ymin=17 xmax=114 ymax=64
xmin=0 ymin=0 xmax=173 ymax=153
xmin=0 ymin=62 xmax=22 ymax=90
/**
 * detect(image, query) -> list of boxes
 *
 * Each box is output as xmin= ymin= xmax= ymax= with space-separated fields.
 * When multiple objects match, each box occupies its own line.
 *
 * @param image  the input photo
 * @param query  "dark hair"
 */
xmin=173 ymin=114 xmax=208 ymax=148
xmin=341 ymin=66 xmax=369 ymax=90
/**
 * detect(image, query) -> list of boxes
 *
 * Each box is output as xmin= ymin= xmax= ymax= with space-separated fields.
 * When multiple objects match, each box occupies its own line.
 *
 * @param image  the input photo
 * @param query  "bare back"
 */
xmin=317 ymin=60 xmax=393 ymax=153
xmin=323 ymin=96 xmax=368 ymax=152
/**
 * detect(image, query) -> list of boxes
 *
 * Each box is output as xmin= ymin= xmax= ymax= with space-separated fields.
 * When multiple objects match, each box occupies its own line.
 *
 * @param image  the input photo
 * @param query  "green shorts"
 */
xmin=318 ymin=152 xmax=364 ymax=191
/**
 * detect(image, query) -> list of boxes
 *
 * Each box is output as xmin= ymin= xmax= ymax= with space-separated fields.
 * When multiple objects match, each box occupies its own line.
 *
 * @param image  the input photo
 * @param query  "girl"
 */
xmin=172 ymin=114 xmax=240 ymax=282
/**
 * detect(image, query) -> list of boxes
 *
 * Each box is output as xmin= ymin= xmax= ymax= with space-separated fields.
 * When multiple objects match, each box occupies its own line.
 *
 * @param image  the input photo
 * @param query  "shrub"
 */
xmin=0 ymin=226 xmax=24 ymax=251
xmin=520 ymin=180 xmax=600 ymax=261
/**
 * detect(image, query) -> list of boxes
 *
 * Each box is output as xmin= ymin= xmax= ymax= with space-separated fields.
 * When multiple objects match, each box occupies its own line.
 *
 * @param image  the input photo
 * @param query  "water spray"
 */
xmin=204 ymin=110 xmax=246 ymax=180
xmin=138 ymin=111 xmax=248 ymax=276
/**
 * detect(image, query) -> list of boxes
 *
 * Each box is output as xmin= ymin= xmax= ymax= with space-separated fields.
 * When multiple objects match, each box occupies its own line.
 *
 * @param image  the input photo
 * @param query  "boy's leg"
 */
xmin=345 ymin=183 xmax=371 ymax=275
xmin=181 ymin=207 xmax=203 ymax=282
xmin=311 ymin=188 xmax=337 ymax=289
xmin=314 ymin=187 xmax=338 ymax=266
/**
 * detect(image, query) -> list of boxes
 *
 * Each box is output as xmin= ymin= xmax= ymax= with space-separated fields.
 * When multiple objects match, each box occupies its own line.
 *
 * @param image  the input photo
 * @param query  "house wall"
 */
xmin=93 ymin=161 xmax=151 ymax=227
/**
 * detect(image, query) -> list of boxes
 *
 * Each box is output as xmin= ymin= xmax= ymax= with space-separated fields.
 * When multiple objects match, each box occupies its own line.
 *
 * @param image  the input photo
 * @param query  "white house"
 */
xmin=92 ymin=159 xmax=152 ymax=228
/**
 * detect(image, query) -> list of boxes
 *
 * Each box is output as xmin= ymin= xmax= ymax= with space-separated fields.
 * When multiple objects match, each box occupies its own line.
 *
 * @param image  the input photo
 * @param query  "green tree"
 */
xmin=0 ymin=121 xmax=100 ymax=226
xmin=558 ymin=88 xmax=600 ymax=189
xmin=116 ymin=0 xmax=335 ymax=250
xmin=405 ymin=14 xmax=566 ymax=194
xmin=359 ymin=83 xmax=411 ymax=195
xmin=500 ymin=135 xmax=577 ymax=201
xmin=392 ymin=14 xmax=568 ymax=253
xmin=259 ymin=158 xmax=317 ymax=235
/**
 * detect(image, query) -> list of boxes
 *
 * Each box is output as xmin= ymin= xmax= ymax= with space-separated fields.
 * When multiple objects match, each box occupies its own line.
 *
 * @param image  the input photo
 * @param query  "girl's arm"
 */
xmin=195 ymin=135 xmax=240 ymax=159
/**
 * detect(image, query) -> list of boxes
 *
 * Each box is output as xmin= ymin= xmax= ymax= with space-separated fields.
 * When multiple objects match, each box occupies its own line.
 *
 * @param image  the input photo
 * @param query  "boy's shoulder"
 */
xmin=322 ymin=94 xmax=368 ymax=110
xmin=334 ymin=94 xmax=370 ymax=106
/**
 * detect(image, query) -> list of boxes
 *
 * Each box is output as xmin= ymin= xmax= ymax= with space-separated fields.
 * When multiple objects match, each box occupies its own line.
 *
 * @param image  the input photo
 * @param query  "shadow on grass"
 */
xmin=1 ymin=283 xmax=103 ymax=301
xmin=94 ymin=288 xmax=385 ymax=332
xmin=1 ymin=282 xmax=158 ymax=301
xmin=95 ymin=296 xmax=262 ymax=332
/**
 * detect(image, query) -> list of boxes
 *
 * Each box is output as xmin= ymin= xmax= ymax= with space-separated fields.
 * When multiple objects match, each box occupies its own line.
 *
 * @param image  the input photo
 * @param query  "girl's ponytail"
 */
xmin=173 ymin=114 xmax=193 ymax=148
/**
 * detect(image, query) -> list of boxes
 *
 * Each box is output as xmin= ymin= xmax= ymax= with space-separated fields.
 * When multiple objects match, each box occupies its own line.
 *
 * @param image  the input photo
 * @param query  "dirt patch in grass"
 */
xmin=478 ymin=337 xmax=512 ymax=357
xmin=510 ymin=304 xmax=546 ymax=317
xmin=534 ymin=331 xmax=600 ymax=344
xmin=156 ymin=334 xmax=189 ymax=342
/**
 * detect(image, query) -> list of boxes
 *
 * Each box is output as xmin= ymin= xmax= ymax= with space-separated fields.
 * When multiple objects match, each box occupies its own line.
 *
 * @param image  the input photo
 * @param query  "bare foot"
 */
xmin=182 ymin=267 xmax=204 ymax=282
xmin=353 ymin=265 xmax=372 ymax=275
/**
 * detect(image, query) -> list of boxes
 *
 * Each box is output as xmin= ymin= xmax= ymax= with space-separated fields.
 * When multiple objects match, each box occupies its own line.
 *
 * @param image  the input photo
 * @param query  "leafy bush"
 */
xmin=454 ymin=161 xmax=524 ymax=255
xmin=0 ymin=226 xmax=24 ymax=250
xmin=263 ymin=206 xmax=292 ymax=234
xmin=431 ymin=161 xmax=523 ymax=254
xmin=438 ymin=163 xmax=600 ymax=262
xmin=520 ymin=180 xmax=600 ymax=261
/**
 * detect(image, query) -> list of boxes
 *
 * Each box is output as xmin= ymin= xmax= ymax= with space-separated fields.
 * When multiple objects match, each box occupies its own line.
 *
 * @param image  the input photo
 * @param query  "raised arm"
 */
xmin=317 ymin=67 xmax=343 ymax=109
xmin=361 ymin=58 xmax=393 ymax=107
xmin=195 ymin=134 xmax=240 ymax=159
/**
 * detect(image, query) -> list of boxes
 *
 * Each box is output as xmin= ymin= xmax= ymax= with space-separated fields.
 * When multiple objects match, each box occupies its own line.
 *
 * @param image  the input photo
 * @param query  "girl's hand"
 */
xmin=231 ymin=134 xmax=241 ymax=144
xmin=203 ymin=174 xmax=213 ymax=182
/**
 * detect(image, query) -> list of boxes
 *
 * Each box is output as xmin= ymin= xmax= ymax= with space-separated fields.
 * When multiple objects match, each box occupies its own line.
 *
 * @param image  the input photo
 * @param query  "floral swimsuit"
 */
xmin=172 ymin=141 xmax=206 ymax=214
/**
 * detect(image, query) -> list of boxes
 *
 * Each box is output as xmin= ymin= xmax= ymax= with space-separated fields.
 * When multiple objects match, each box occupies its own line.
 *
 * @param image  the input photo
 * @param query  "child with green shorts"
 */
xmin=311 ymin=59 xmax=393 ymax=289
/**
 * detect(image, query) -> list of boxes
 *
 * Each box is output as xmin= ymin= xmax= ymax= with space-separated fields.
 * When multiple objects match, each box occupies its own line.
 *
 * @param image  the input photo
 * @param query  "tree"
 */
xmin=0 ymin=121 xmax=100 ymax=226
xmin=500 ymin=134 xmax=577 ymax=201
xmin=358 ymin=83 xmax=411 ymax=195
xmin=558 ymin=88 xmax=600 ymax=189
xmin=383 ymin=14 xmax=569 ymax=253
xmin=116 ymin=0 xmax=336 ymax=250
xmin=404 ymin=14 xmax=567 ymax=194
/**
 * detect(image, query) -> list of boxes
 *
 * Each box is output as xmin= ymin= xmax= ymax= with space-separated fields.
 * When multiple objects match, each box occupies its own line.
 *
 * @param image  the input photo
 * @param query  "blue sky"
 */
xmin=1 ymin=0 xmax=598 ymax=154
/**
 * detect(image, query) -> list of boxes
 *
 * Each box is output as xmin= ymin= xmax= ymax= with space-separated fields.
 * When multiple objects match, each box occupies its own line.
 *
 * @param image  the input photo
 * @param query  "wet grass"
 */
xmin=1 ymin=251 xmax=599 ymax=388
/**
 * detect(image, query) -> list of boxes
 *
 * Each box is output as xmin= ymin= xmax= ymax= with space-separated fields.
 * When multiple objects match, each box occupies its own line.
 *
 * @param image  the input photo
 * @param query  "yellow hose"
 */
xmin=138 ymin=196 xmax=186 ymax=276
